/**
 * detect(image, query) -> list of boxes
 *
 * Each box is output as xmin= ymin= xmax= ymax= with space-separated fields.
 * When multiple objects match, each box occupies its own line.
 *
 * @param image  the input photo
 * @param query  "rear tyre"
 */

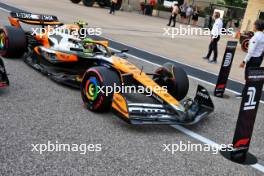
xmin=241 ymin=38 xmax=249 ymax=53
xmin=0 ymin=26 xmax=27 ymax=58
xmin=81 ymin=66 xmax=120 ymax=112
xmin=82 ymin=0 xmax=95 ymax=6
xmin=70 ymin=0 xmax=81 ymax=3
xmin=153 ymin=62 xmax=189 ymax=101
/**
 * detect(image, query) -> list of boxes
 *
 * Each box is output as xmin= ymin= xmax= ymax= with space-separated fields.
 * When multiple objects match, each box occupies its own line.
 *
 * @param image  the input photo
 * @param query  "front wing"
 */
xmin=111 ymin=85 xmax=214 ymax=125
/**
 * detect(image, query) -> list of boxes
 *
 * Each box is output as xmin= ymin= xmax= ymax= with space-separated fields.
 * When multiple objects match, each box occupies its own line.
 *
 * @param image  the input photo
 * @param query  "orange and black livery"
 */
xmin=0 ymin=11 xmax=214 ymax=125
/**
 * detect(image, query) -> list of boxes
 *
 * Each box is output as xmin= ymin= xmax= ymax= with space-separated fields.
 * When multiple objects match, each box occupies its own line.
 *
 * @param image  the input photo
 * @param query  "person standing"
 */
xmin=167 ymin=2 xmax=179 ymax=27
xmin=203 ymin=12 xmax=223 ymax=63
xmin=180 ymin=2 xmax=187 ymax=23
xmin=237 ymin=20 xmax=264 ymax=97
xmin=192 ymin=6 xmax=199 ymax=26
xmin=185 ymin=5 xmax=193 ymax=24
xmin=149 ymin=0 xmax=156 ymax=12
xmin=109 ymin=0 xmax=117 ymax=14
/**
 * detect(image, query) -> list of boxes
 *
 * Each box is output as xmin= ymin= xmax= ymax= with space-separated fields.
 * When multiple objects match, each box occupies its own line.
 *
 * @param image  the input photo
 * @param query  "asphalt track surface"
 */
xmin=0 ymin=1 xmax=264 ymax=175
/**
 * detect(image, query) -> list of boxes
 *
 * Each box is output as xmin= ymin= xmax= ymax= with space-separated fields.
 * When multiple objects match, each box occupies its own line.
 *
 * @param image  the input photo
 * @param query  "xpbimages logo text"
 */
xmin=31 ymin=25 xmax=102 ymax=39
xmin=163 ymin=25 xmax=234 ymax=38
xmin=31 ymin=141 xmax=102 ymax=155
xmin=94 ymin=83 xmax=168 ymax=96
xmin=162 ymin=141 xmax=233 ymax=155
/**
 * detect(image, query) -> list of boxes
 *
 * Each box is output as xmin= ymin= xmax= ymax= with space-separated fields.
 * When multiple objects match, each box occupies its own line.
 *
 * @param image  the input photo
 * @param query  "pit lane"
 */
xmin=0 ymin=1 xmax=264 ymax=175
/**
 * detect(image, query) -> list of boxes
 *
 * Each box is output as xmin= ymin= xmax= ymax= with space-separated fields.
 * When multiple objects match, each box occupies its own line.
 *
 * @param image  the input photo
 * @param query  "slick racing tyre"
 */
xmin=153 ymin=62 xmax=189 ymax=101
xmin=82 ymin=0 xmax=95 ymax=6
xmin=0 ymin=26 xmax=27 ymax=58
xmin=241 ymin=38 xmax=249 ymax=53
xmin=70 ymin=0 xmax=81 ymax=3
xmin=81 ymin=66 xmax=121 ymax=112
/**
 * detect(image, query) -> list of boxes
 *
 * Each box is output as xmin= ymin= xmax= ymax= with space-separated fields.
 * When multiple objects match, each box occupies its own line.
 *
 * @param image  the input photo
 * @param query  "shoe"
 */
xmin=235 ymin=94 xmax=242 ymax=99
xmin=167 ymin=24 xmax=170 ymax=26
xmin=172 ymin=25 xmax=175 ymax=27
xmin=203 ymin=56 xmax=209 ymax=59
xmin=208 ymin=60 xmax=217 ymax=64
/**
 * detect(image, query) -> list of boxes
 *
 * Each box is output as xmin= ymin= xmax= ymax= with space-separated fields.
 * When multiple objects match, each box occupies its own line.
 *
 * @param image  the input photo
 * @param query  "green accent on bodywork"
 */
xmin=74 ymin=20 xmax=88 ymax=28
xmin=83 ymin=38 xmax=95 ymax=55
xmin=83 ymin=38 xmax=94 ymax=44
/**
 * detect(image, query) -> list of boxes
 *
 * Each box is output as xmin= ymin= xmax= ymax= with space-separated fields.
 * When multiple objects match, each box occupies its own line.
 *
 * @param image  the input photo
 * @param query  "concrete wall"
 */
xmin=241 ymin=0 xmax=264 ymax=32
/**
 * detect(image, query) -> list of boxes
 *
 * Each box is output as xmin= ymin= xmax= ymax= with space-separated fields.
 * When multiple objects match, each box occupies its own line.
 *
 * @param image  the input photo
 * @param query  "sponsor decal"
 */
xmin=223 ymin=53 xmax=232 ymax=67
xmin=243 ymin=87 xmax=257 ymax=110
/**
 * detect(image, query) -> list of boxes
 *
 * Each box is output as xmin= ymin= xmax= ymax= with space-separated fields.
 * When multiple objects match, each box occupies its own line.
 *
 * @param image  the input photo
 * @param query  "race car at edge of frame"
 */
xmin=0 ymin=11 xmax=215 ymax=125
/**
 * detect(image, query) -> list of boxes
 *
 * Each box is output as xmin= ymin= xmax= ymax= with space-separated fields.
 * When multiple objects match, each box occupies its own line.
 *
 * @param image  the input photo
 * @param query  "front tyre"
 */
xmin=153 ymin=62 xmax=189 ymax=101
xmin=81 ymin=66 xmax=120 ymax=112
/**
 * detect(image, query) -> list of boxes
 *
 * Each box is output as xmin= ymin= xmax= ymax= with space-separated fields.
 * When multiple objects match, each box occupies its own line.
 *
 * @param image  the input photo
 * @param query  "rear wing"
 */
xmin=8 ymin=12 xmax=63 ymax=27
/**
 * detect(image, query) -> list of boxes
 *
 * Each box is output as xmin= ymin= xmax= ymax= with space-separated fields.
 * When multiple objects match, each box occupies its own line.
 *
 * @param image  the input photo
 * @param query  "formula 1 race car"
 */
xmin=239 ymin=31 xmax=254 ymax=52
xmin=0 ymin=56 xmax=9 ymax=88
xmin=0 ymin=12 xmax=214 ymax=125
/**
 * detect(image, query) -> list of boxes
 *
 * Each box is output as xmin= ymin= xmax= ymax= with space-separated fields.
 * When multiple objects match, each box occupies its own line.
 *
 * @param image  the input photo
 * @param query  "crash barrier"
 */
xmin=214 ymin=41 xmax=238 ymax=97
xmin=221 ymin=67 xmax=264 ymax=165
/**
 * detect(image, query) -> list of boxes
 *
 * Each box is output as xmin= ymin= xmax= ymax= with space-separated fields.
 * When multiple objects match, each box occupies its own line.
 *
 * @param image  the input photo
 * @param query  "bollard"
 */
xmin=221 ymin=67 xmax=264 ymax=165
xmin=214 ymin=41 xmax=238 ymax=97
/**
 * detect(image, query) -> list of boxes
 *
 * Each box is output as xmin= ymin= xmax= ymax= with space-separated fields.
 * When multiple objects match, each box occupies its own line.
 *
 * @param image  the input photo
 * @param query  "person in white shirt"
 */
xmin=236 ymin=20 xmax=264 ymax=98
xmin=240 ymin=20 xmax=264 ymax=70
xmin=203 ymin=12 xmax=223 ymax=63
xmin=167 ymin=2 xmax=179 ymax=27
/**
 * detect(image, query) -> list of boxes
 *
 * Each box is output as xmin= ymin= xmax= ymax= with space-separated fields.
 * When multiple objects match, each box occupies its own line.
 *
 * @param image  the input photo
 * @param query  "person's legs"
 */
xmin=172 ymin=15 xmax=176 ymax=27
xmin=112 ymin=3 xmax=116 ymax=14
xmin=110 ymin=3 xmax=115 ymax=14
xmin=168 ymin=15 xmax=173 ymax=26
xmin=205 ymin=40 xmax=213 ymax=59
xmin=212 ymin=36 xmax=220 ymax=61
xmin=109 ymin=3 xmax=113 ymax=13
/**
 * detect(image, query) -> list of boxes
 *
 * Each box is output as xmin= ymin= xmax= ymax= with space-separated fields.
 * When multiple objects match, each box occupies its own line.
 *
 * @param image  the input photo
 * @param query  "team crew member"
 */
xmin=238 ymin=20 xmax=264 ymax=97
xmin=167 ymin=2 xmax=179 ymax=27
xmin=203 ymin=12 xmax=223 ymax=63
xmin=109 ymin=0 xmax=117 ymax=14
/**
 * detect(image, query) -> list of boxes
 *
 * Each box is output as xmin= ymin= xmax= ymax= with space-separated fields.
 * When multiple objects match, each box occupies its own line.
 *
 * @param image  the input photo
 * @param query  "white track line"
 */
xmin=0 ymin=7 xmax=10 ymax=13
xmin=0 ymin=6 xmax=263 ymax=173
